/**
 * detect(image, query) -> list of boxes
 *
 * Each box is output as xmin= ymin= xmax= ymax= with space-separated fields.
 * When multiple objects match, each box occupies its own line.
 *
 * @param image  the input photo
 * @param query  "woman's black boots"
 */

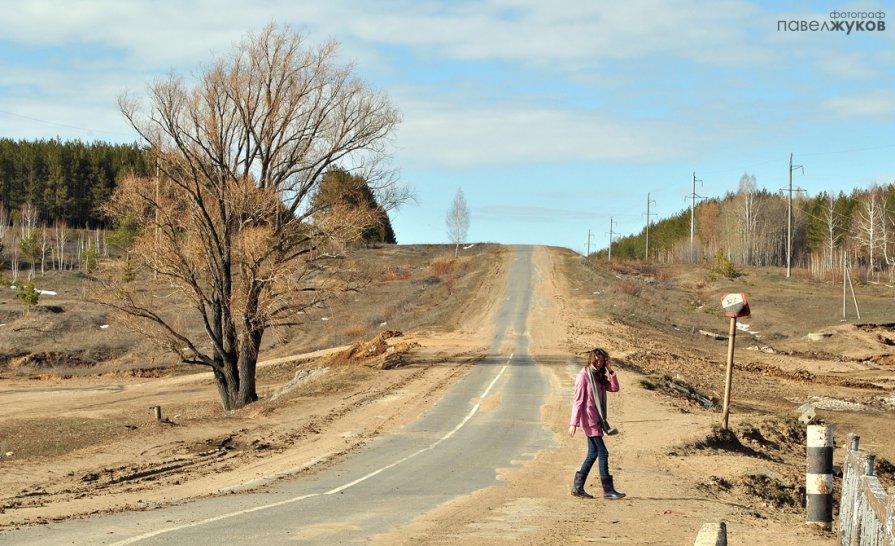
xmin=571 ymin=471 xmax=594 ymax=498
xmin=600 ymin=475 xmax=625 ymax=499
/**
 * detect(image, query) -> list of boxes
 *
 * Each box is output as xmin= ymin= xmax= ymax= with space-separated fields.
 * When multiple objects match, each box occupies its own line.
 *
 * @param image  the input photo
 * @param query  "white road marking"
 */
xmin=111 ymin=354 xmax=514 ymax=545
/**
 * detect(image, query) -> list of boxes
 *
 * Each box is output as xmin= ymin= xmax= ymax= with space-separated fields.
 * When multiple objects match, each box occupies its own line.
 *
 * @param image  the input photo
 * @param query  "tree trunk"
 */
xmin=213 ymin=367 xmax=236 ymax=411
xmin=235 ymin=329 xmax=262 ymax=407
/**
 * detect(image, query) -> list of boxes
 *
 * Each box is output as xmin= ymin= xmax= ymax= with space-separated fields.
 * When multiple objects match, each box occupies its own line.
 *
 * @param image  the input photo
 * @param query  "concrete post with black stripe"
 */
xmin=806 ymin=424 xmax=833 ymax=530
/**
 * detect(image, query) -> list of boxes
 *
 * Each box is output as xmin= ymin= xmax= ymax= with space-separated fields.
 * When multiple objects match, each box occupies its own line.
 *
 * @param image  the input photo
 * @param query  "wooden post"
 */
xmin=152 ymin=405 xmax=162 ymax=421
xmin=721 ymin=317 xmax=737 ymax=431
xmin=719 ymin=293 xmax=749 ymax=432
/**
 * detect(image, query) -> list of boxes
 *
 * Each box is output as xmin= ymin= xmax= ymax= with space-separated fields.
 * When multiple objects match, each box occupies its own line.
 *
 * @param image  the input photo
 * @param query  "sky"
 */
xmin=1 ymin=0 xmax=893 ymax=254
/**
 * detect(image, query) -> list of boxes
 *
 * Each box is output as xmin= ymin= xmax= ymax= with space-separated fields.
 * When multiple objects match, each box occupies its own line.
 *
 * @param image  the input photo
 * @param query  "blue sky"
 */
xmin=1 ymin=1 xmax=893 ymax=253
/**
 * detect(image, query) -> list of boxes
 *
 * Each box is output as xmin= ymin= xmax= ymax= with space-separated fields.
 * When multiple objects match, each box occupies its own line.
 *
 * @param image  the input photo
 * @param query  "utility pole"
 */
xmin=644 ymin=193 xmax=657 ymax=260
xmin=687 ymin=172 xmax=706 ymax=263
xmin=586 ymin=229 xmax=594 ymax=256
xmin=606 ymin=217 xmax=617 ymax=263
xmin=154 ymin=157 xmax=160 ymax=281
xmin=784 ymin=153 xmax=805 ymax=278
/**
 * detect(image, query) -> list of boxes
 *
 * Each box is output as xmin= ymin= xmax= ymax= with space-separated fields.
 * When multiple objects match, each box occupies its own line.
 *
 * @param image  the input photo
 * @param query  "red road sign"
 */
xmin=721 ymin=293 xmax=750 ymax=318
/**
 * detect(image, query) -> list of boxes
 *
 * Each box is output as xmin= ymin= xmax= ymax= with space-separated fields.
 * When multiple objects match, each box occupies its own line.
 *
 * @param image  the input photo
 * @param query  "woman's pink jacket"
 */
xmin=569 ymin=368 xmax=619 ymax=437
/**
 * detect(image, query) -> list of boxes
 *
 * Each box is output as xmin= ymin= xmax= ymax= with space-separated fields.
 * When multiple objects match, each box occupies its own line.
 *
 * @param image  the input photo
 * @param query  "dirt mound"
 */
xmin=4 ymin=352 xmax=95 ymax=372
xmin=682 ymin=419 xmax=808 ymax=512
xmin=328 ymin=330 xmax=420 ymax=369
xmin=673 ymin=418 xmax=805 ymax=459
xmin=99 ymin=367 xmax=175 ymax=379
xmin=639 ymin=373 xmax=718 ymax=408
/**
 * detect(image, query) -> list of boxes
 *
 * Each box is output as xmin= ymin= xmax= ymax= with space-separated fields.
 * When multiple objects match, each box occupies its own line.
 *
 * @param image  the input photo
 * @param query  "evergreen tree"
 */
xmin=312 ymin=167 xmax=397 ymax=245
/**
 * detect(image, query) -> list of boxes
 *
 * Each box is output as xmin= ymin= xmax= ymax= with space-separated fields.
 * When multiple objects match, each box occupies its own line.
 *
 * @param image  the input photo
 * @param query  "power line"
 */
xmin=0 ymin=108 xmax=134 ymax=139
xmin=699 ymin=144 xmax=895 ymax=177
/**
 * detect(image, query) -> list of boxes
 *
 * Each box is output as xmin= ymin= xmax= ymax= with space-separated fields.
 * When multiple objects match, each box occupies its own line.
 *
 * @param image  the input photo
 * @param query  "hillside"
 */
xmin=1 ymin=245 xmax=893 ymax=543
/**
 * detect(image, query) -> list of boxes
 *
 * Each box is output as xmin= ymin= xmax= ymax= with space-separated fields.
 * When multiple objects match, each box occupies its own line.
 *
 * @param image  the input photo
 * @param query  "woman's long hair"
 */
xmin=587 ymin=348 xmax=610 ymax=385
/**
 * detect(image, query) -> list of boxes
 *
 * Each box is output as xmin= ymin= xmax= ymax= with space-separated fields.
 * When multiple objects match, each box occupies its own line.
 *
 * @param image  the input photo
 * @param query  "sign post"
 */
xmin=720 ymin=293 xmax=750 ymax=431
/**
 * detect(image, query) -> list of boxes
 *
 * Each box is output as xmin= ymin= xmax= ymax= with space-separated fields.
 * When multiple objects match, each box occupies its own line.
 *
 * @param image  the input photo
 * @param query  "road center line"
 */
xmin=111 ymin=353 xmax=513 ymax=545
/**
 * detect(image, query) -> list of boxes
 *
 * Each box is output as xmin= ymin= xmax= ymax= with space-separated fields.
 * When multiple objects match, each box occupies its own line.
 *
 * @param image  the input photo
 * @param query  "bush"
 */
xmin=619 ymin=279 xmax=642 ymax=297
xmin=712 ymin=250 xmax=737 ymax=279
xmin=430 ymin=258 xmax=456 ymax=276
xmin=81 ymin=246 xmax=99 ymax=273
xmin=15 ymin=280 xmax=40 ymax=308
xmin=382 ymin=267 xmax=412 ymax=282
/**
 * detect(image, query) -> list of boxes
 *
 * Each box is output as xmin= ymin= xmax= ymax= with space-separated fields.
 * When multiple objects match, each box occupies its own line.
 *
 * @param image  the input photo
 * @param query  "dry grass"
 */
xmin=430 ymin=257 xmax=457 ymax=276
xmin=0 ymin=417 xmax=129 ymax=459
xmin=618 ymin=279 xmax=642 ymax=297
xmin=0 ymin=244 xmax=503 ymax=378
xmin=382 ymin=267 xmax=413 ymax=282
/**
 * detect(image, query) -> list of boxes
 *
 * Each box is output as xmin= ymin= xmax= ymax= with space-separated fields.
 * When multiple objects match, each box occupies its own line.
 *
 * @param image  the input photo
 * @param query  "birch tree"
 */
xmin=446 ymin=188 xmax=470 ymax=257
xmin=854 ymin=187 xmax=883 ymax=271
xmin=737 ymin=173 xmax=760 ymax=265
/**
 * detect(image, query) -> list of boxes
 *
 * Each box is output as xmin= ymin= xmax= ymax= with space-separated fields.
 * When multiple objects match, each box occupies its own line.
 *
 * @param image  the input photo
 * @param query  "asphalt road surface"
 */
xmin=5 ymin=245 xmax=555 ymax=545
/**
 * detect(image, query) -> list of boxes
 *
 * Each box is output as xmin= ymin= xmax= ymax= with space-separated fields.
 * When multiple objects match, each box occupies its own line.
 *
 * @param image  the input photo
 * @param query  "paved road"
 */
xmin=4 ymin=245 xmax=555 ymax=545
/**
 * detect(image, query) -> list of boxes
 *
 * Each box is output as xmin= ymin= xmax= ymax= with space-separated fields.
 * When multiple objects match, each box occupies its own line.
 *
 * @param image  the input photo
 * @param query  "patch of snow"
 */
xmin=736 ymin=323 xmax=759 ymax=336
xmin=99 ymin=324 xmax=110 ymax=329
xmin=463 ymin=244 xmax=475 ymax=249
xmin=807 ymin=396 xmax=872 ymax=412
xmin=321 ymin=317 xmax=330 ymax=321
xmin=380 ymin=322 xmax=387 ymax=327
xmin=8 ymin=286 xmax=56 ymax=295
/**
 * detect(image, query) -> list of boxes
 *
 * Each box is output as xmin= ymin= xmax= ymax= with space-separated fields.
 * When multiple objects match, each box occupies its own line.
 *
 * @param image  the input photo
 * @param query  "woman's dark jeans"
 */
xmin=579 ymin=435 xmax=609 ymax=478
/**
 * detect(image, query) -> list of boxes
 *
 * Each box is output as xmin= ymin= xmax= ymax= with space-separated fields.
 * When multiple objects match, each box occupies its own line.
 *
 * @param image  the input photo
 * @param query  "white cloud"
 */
xmin=393 ymin=95 xmax=692 ymax=167
xmin=823 ymin=90 xmax=895 ymax=118
xmin=0 ymin=0 xmax=769 ymax=69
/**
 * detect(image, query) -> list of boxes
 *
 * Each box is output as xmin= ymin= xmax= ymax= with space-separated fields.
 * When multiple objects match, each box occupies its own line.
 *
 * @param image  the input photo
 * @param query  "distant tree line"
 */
xmin=0 ymin=138 xmax=398 ymax=283
xmin=0 ymin=138 xmax=151 ymax=226
xmin=599 ymin=174 xmax=895 ymax=281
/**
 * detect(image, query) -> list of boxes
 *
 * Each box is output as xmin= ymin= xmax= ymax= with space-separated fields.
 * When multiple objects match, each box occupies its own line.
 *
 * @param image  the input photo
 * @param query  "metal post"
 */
xmin=864 ymin=454 xmax=876 ymax=477
xmin=721 ymin=317 xmax=737 ymax=431
xmin=806 ymin=424 xmax=833 ymax=530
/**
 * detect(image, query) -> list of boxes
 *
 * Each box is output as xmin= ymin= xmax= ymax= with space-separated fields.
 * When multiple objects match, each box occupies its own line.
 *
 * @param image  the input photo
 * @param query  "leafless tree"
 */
xmin=103 ymin=24 xmax=403 ymax=410
xmin=18 ymin=203 xmax=38 ymax=240
xmin=54 ymin=220 xmax=68 ymax=270
xmin=39 ymin=226 xmax=50 ymax=276
xmin=737 ymin=173 xmax=760 ymax=265
xmin=446 ymin=188 xmax=469 ymax=258
xmin=822 ymin=195 xmax=845 ymax=273
xmin=854 ymin=187 xmax=883 ymax=271
xmin=0 ymin=205 xmax=8 ymax=251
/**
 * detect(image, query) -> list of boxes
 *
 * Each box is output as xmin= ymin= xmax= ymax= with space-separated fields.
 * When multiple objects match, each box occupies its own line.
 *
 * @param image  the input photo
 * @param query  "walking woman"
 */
xmin=568 ymin=347 xmax=625 ymax=499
